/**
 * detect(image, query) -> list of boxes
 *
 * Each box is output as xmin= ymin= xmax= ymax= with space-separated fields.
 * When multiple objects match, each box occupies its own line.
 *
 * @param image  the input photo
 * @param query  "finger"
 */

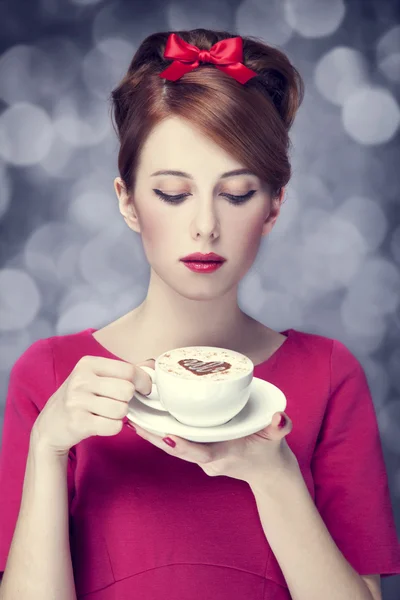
xmin=90 ymin=359 xmax=156 ymax=400
xmin=80 ymin=355 xmax=137 ymax=382
xmin=133 ymin=359 xmax=157 ymax=395
xmin=90 ymin=357 xmax=155 ymax=402
xmin=273 ymin=411 xmax=292 ymax=434
xmin=91 ymin=376 xmax=135 ymax=402
xmin=132 ymin=425 xmax=214 ymax=465
xmin=84 ymin=393 xmax=130 ymax=420
xmin=254 ymin=412 xmax=291 ymax=441
xmin=137 ymin=359 xmax=156 ymax=367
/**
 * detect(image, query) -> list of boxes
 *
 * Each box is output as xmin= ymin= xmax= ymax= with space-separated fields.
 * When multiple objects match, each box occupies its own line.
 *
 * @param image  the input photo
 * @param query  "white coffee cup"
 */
xmin=134 ymin=346 xmax=254 ymax=427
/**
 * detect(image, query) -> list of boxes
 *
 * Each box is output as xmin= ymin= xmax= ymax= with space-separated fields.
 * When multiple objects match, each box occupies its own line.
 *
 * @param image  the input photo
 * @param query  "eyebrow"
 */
xmin=150 ymin=168 xmax=256 ymax=179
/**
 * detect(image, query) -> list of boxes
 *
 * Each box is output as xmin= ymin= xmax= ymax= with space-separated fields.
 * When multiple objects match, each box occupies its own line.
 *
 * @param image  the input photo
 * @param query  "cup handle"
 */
xmin=133 ymin=365 xmax=167 ymax=412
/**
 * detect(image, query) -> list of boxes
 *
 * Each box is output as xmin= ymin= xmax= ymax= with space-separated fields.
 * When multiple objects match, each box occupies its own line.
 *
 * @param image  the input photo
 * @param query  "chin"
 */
xmin=177 ymin=281 xmax=233 ymax=302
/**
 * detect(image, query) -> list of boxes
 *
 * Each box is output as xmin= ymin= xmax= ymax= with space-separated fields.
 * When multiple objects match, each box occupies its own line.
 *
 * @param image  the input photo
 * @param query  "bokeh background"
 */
xmin=0 ymin=0 xmax=399 ymax=595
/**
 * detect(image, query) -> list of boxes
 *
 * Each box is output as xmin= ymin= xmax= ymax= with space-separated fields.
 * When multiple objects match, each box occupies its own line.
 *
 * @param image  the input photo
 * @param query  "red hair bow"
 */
xmin=159 ymin=33 xmax=258 ymax=84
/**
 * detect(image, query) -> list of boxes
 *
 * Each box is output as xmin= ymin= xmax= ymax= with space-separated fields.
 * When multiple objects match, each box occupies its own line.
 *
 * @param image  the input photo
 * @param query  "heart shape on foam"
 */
xmin=177 ymin=358 xmax=232 ymax=376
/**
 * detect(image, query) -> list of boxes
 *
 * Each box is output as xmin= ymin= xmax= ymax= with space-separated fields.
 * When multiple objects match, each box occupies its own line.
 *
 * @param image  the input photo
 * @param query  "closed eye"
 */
xmin=152 ymin=189 xmax=256 ymax=205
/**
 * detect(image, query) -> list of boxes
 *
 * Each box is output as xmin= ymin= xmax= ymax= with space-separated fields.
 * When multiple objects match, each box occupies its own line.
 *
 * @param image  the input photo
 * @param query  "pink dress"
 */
xmin=1 ymin=327 xmax=400 ymax=599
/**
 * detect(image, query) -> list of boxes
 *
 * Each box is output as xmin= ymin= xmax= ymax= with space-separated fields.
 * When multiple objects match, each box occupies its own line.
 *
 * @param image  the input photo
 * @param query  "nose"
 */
xmin=190 ymin=200 xmax=220 ymax=240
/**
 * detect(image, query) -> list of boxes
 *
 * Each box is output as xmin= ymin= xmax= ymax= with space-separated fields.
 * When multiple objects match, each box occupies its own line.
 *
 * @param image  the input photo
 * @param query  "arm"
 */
xmin=0 ymin=431 xmax=76 ymax=600
xmin=250 ymin=466 xmax=378 ymax=600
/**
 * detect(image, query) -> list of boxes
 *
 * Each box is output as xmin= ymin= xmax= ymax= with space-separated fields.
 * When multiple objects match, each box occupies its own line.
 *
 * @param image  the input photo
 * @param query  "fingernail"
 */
xmin=126 ymin=422 xmax=136 ymax=432
xmin=163 ymin=437 xmax=176 ymax=448
xmin=278 ymin=413 xmax=286 ymax=428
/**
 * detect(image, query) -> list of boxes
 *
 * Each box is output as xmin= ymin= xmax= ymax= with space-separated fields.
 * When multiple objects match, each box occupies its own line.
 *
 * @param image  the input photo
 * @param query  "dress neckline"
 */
xmin=84 ymin=327 xmax=294 ymax=370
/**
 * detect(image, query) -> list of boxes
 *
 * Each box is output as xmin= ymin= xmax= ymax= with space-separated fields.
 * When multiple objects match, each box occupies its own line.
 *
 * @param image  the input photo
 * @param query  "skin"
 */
xmin=114 ymin=119 xmax=382 ymax=597
xmin=114 ymin=115 xmax=285 ymax=357
xmin=112 ymin=114 xmax=294 ymax=492
xmin=0 ymin=118 xmax=381 ymax=599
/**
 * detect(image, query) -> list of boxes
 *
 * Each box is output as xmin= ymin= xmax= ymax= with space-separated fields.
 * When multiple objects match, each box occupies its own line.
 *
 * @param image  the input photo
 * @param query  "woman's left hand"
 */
xmin=126 ymin=409 xmax=298 ymax=489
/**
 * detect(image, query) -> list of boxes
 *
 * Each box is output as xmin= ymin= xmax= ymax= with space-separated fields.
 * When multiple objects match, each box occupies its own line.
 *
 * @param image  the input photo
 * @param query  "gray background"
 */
xmin=0 ymin=0 xmax=399 ymax=597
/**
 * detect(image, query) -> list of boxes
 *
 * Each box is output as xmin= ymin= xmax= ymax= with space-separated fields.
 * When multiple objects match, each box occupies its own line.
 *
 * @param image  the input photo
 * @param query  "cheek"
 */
xmin=231 ymin=213 xmax=264 ymax=248
xmin=229 ymin=214 xmax=265 ymax=272
xmin=140 ymin=209 xmax=178 ymax=257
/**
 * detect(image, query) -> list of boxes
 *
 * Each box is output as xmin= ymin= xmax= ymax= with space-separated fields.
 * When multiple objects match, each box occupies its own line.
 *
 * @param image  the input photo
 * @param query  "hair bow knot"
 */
xmin=159 ymin=33 xmax=258 ymax=84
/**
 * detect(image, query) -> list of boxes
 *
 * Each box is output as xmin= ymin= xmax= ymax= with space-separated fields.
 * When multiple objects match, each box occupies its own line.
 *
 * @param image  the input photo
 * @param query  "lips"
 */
xmin=181 ymin=252 xmax=226 ymax=262
xmin=183 ymin=259 xmax=222 ymax=263
xmin=182 ymin=260 xmax=224 ymax=273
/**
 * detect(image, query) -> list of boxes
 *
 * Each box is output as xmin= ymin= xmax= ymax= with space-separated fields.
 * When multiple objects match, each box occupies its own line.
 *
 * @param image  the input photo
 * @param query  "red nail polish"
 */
xmin=126 ymin=422 xmax=136 ymax=432
xmin=163 ymin=437 xmax=176 ymax=448
xmin=278 ymin=414 xmax=286 ymax=428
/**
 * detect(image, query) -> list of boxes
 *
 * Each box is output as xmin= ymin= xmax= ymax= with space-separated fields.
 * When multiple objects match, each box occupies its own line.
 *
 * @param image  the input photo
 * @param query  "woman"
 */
xmin=0 ymin=29 xmax=399 ymax=600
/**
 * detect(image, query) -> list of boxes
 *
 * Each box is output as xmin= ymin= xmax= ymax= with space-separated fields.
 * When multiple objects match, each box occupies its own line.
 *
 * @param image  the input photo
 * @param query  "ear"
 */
xmin=114 ymin=177 xmax=142 ymax=234
xmin=261 ymin=187 xmax=285 ymax=237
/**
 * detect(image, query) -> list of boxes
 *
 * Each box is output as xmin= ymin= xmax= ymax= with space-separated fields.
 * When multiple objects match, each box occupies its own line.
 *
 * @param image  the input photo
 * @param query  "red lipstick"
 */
xmin=180 ymin=252 xmax=226 ymax=274
xmin=180 ymin=252 xmax=226 ymax=262
xmin=182 ymin=261 xmax=224 ymax=273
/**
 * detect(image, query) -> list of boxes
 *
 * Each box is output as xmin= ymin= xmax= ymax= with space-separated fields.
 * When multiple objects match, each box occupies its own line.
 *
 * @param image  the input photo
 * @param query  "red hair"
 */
xmin=110 ymin=28 xmax=304 ymax=201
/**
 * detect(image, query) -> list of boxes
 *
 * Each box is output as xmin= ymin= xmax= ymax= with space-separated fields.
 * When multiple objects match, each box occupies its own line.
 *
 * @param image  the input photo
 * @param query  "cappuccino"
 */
xmin=157 ymin=346 xmax=253 ymax=381
xmin=134 ymin=345 xmax=254 ymax=427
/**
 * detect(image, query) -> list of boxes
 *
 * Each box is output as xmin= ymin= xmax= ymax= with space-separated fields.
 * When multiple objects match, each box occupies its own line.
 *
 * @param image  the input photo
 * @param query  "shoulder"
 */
xmin=3 ymin=337 xmax=56 ymax=421
xmin=288 ymin=328 xmax=333 ymax=365
xmin=290 ymin=328 xmax=362 ymax=370
xmin=293 ymin=331 xmax=374 ymax=420
xmin=11 ymin=328 xmax=92 ymax=375
xmin=8 ymin=328 xmax=90 ymax=412
xmin=10 ymin=337 xmax=54 ymax=382
xmin=289 ymin=329 xmax=366 ymax=399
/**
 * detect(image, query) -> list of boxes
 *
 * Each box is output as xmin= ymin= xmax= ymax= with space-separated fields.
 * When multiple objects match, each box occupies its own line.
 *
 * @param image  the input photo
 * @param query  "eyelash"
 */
xmin=153 ymin=189 xmax=256 ymax=205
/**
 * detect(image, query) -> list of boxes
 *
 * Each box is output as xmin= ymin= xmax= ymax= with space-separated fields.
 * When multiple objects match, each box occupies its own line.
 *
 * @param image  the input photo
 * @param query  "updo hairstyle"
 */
xmin=110 ymin=28 xmax=304 ymax=202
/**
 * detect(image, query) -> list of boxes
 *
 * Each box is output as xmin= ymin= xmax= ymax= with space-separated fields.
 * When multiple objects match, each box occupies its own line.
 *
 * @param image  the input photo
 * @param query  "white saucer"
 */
xmin=126 ymin=376 xmax=287 ymax=443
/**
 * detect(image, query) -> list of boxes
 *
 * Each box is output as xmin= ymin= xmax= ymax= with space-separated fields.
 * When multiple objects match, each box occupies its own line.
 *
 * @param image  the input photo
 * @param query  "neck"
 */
xmin=130 ymin=268 xmax=256 ymax=354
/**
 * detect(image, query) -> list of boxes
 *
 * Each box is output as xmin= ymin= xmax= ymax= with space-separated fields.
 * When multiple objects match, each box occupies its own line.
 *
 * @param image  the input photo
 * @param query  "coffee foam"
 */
xmin=157 ymin=346 xmax=253 ymax=380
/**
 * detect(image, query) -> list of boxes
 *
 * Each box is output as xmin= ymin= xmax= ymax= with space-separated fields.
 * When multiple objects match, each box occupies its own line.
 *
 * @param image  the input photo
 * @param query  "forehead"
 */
xmin=139 ymin=116 xmax=245 ymax=176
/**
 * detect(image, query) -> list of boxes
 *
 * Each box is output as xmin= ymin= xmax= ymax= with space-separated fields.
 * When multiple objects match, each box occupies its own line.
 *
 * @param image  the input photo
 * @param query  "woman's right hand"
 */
xmin=31 ymin=355 xmax=155 ymax=456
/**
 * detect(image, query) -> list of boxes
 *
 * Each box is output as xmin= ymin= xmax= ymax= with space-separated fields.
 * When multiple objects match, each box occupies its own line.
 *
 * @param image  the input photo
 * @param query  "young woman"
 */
xmin=0 ymin=29 xmax=399 ymax=600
